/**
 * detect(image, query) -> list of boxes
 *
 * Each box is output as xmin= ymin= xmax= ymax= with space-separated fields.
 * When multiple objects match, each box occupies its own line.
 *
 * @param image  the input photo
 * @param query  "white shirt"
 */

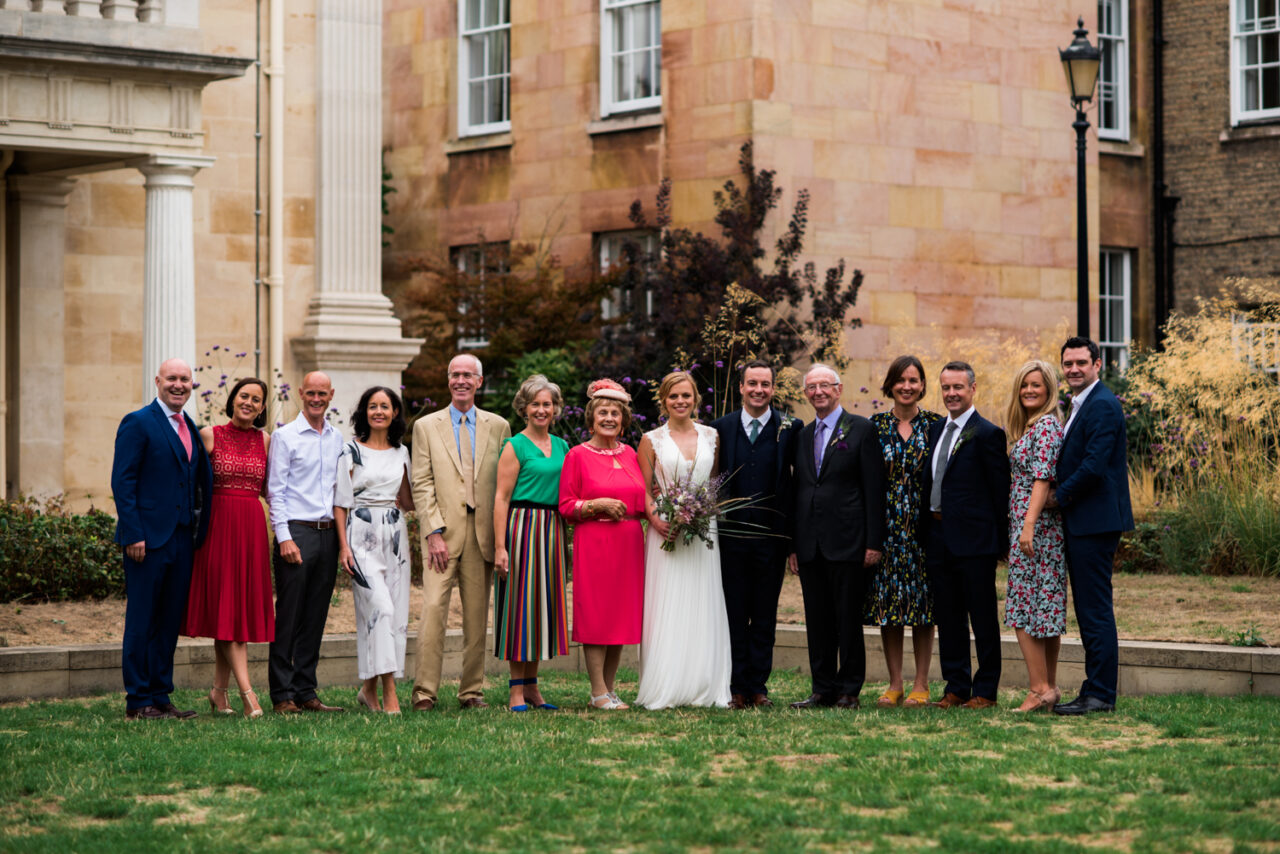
xmin=740 ymin=408 xmax=772 ymax=434
xmin=1062 ymin=379 xmax=1100 ymax=438
xmin=267 ymin=412 xmax=344 ymax=543
xmin=931 ymin=405 xmax=976 ymax=480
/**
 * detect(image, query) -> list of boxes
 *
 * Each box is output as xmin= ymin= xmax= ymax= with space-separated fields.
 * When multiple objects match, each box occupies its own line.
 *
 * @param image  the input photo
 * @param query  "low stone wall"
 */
xmin=1 ymin=626 xmax=1276 ymax=703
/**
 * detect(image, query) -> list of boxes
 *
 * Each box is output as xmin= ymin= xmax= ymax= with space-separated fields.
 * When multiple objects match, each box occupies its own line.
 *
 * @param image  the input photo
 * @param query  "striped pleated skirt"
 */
xmin=494 ymin=501 xmax=570 ymax=661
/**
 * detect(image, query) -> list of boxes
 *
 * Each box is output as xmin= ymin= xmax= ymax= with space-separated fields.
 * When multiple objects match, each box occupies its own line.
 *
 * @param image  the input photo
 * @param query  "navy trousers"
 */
xmin=122 ymin=525 xmax=194 ymax=710
xmin=720 ymin=543 xmax=786 ymax=697
xmin=1064 ymin=531 xmax=1121 ymax=704
xmin=269 ymin=523 xmax=338 ymax=705
xmin=797 ymin=552 xmax=867 ymax=698
xmin=926 ymin=527 xmax=1001 ymax=702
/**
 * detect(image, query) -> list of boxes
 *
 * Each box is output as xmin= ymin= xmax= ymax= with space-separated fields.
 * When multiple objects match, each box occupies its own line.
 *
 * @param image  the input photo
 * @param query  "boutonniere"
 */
xmin=949 ymin=426 xmax=978 ymax=454
xmin=776 ymin=414 xmax=798 ymax=443
xmin=829 ymin=415 xmax=851 ymax=452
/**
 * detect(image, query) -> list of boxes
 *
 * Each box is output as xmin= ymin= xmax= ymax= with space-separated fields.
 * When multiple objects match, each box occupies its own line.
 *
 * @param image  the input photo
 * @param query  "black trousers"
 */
xmin=797 ymin=551 xmax=867 ymax=697
xmin=720 ymin=542 xmax=787 ymax=697
xmin=926 ymin=527 xmax=1001 ymax=701
xmin=269 ymin=523 xmax=338 ymax=704
xmin=1065 ymin=531 xmax=1121 ymax=704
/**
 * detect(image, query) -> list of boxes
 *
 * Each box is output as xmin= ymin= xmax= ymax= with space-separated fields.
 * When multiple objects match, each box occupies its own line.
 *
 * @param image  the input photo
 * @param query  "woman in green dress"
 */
xmin=492 ymin=374 xmax=570 ymax=711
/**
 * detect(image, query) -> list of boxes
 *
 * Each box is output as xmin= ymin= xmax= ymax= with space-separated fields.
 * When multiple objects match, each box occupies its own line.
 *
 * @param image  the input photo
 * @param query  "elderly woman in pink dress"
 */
xmin=558 ymin=379 xmax=646 ymax=710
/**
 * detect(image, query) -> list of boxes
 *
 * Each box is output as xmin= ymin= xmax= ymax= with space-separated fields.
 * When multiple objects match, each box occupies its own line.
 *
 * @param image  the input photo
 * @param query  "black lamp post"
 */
xmin=1060 ymin=17 xmax=1102 ymax=339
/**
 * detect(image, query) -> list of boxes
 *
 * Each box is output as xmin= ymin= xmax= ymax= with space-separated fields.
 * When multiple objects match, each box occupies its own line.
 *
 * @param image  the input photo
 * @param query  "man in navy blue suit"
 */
xmin=1051 ymin=337 xmax=1133 ymax=715
xmin=111 ymin=358 xmax=212 ymax=720
xmin=921 ymin=361 xmax=1010 ymax=709
xmin=711 ymin=360 xmax=800 ymax=709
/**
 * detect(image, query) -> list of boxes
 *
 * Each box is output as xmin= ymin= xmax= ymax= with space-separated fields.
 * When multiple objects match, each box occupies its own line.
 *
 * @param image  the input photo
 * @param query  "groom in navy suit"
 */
xmin=1052 ymin=337 xmax=1133 ymax=715
xmin=111 ymin=358 xmax=212 ymax=720
xmin=712 ymin=360 xmax=800 ymax=709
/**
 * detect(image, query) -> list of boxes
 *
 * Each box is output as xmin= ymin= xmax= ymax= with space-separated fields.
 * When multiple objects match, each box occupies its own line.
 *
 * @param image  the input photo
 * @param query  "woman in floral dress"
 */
xmin=1003 ymin=360 xmax=1067 ymax=713
xmin=865 ymin=356 xmax=943 ymax=708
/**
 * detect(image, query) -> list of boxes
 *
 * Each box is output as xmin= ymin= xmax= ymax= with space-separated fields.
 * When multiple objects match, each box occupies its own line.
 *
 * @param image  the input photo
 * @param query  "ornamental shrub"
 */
xmin=0 ymin=496 xmax=122 ymax=601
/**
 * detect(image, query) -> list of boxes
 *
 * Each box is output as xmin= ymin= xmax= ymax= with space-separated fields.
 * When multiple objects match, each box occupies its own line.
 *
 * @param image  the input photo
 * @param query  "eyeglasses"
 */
xmin=804 ymin=381 xmax=838 ymax=393
xmin=448 ymin=371 xmax=479 ymax=381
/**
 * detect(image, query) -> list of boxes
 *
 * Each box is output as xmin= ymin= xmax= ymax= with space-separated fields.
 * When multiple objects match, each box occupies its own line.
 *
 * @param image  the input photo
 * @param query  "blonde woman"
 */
xmin=1004 ymin=360 xmax=1067 ymax=712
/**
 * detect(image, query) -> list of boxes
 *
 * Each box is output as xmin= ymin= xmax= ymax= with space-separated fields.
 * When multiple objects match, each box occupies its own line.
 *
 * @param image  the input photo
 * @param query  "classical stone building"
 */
xmin=383 ymin=0 xmax=1107 ymax=397
xmin=1 ymin=0 xmax=420 ymax=506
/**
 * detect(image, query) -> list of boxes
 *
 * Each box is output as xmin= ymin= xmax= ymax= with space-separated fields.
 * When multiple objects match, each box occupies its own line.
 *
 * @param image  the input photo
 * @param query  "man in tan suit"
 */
xmin=410 ymin=353 xmax=511 ymax=710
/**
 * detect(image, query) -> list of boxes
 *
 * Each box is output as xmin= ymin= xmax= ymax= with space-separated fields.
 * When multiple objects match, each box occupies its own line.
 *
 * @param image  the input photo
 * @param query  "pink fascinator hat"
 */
xmin=587 ymin=378 xmax=631 ymax=404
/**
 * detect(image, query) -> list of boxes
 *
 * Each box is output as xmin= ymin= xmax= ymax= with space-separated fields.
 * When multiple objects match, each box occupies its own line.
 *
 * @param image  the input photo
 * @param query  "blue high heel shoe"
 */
xmin=507 ymin=678 xmax=530 ymax=712
xmin=522 ymin=677 xmax=558 ymax=710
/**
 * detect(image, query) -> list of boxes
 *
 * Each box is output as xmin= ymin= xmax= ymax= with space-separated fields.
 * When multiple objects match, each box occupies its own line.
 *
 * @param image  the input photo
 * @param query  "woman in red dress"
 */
xmin=558 ymin=379 xmax=646 ymax=710
xmin=182 ymin=377 xmax=274 ymax=718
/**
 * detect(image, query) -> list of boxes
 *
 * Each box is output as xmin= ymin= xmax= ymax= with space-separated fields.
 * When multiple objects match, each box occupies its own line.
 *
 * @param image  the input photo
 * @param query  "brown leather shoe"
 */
xmin=299 ymin=697 xmax=345 ymax=712
xmin=125 ymin=705 xmax=168 ymax=720
xmin=154 ymin=702 xmax=198 ymax=719
xmin=729 ymin=693 xmax=750 ymax=710
xmin=961 ymin=696 xmax=997 ymax=709
xmin=751 ymin=694 xmax=774 ymax=708
xmin=273 ymin=699 xmax=302 ymax=714
xmin=412 ymin=697 xmax=437 ymax=712
xmin=459 ymin=697 xmax=489 ymax=709
xmin=835 ymin=694 xmax=861 ymax=709
xmin=789 ymin=693 xmax=836 ymax=709
xmin=930 ymin=692 xmax=967 ymax=709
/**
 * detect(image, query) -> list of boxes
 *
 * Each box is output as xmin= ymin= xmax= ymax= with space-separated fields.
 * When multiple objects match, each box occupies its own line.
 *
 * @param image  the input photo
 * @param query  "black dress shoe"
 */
xmin=155 ymin=702 xmax=198 ymax=719
xmin=789 ymin=693 xmax=836 ymax=709
xmin=1052 ymin=695 xmax=1115 ymax=716
xmin=835 ymin=694 xmax=861 ymax=709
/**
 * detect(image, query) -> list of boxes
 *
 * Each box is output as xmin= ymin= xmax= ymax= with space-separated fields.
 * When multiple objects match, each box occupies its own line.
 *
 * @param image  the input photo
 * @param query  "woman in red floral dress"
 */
xmin=1003 ymin=360 xmax=1067 ymax=713
xmin=182 ymin=377 xmax=274 ymax=718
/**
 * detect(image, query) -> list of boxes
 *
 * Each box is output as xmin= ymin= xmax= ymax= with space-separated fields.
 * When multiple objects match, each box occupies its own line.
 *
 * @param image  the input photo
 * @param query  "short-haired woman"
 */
xmin=492 ymin=375 xmax=570 ymax=711
xmin=558 ymin=379 xmax=646 ymax=710
xmin=1004 ymin=360 xmax=1067 ymax=712
xmin=182 ymin=377 xmax=273 ymax=718
xmin=335 ymin=386 xmax=414 ymax=714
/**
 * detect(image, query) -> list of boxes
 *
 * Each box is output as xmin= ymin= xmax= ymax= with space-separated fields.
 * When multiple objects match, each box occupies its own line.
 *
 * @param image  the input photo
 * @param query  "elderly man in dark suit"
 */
xmin=711 ymin=359 xmax=801 ymax=709
xmin=787 ymin=364 xmax=885 ymax=709
xmin=921 ymin=361 xmax=1010 ymax=709
xmin=111 ymin=358 xmax=213 ymax=720
xmin=1051 ymin=337 xmax=1133 ymax=715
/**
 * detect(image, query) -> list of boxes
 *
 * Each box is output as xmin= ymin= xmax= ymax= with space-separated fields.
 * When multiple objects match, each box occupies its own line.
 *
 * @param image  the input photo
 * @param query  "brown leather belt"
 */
xmin=290 ymin=519 xmax=335 ymax=530
xmin=931 ymin=511 xmax=943 ymax=521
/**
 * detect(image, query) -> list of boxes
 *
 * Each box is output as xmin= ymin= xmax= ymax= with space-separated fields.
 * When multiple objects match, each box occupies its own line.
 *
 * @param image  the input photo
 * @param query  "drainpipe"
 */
xmin=0 ymin=150 xmax=12 ymax=497
xmin=265 ymin=0 xmax=285 ymax=390
xmin=1152 ymin=0 xmax=1169 ymax=345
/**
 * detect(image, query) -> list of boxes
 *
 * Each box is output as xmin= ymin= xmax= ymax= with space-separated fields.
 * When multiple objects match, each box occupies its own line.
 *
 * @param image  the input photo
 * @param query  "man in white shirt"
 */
xmin=266 ymin=371 xmax=346 ymax=714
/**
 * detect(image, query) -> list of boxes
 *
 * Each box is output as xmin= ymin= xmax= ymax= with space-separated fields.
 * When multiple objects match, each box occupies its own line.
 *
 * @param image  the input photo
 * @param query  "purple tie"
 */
xmin=814 ymin=421 xmax=827 ymax=471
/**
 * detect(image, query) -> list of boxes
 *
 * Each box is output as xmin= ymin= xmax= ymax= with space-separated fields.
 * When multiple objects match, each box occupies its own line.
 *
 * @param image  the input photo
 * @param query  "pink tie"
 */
xmin=172 ymin=414 xmax=192 ymax=461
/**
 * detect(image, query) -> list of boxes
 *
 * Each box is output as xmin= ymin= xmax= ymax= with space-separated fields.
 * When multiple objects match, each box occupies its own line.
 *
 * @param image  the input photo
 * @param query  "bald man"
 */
xmin=266 ymin=371 xmax=346 ymax=713
xmin=111 ymin=358 xmax=213 ymax=720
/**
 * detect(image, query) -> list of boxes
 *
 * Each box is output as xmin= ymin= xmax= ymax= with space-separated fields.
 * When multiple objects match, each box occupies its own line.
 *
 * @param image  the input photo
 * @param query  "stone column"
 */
xmin=292 ymin=0 xmax=422 ymax=425
xmin=136 ymin=154 xmax=214 ymax=406
xmin=7 ymin=175 xmax=75 ymax=498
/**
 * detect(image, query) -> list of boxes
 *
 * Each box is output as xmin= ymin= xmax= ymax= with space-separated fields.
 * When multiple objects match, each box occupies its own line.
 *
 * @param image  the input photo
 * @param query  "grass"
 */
xmin=2 ymin=671 xmax=1279 ymax=853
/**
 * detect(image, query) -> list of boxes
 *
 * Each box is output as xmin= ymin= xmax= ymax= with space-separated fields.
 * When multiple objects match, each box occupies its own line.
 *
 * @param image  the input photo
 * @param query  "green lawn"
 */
xmin=2 ymin=669 xmax=1277 ymax=853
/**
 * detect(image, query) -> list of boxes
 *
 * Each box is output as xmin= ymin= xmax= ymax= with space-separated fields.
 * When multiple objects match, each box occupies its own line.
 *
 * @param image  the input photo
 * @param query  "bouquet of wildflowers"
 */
xmin=653 ymin=471 xmax=726 ymax=552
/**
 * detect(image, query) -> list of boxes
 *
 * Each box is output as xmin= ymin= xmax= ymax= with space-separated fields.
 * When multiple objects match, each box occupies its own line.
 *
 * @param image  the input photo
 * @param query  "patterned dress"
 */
xmin=335 ymin=441 xmax=411 ymax=679
xmin=182 ymin=423 xmax=274 ymax=642
xmin=864 ymin=409 xmax=943 ymax=627
xmin=1005 ymin=415 xmax=1068 ymax=638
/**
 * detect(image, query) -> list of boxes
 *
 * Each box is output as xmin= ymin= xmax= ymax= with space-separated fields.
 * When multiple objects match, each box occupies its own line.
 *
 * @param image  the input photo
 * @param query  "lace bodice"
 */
xmin=211 ymin=423 xmax=267 ymax=496
xmin=646 ymin=423 xmax=717 ymax=491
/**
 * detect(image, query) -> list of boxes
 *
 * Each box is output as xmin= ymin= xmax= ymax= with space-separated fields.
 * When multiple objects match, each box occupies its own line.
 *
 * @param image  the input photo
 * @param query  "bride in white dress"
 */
xmin=636 ymin=372 xmax=732 ymax=709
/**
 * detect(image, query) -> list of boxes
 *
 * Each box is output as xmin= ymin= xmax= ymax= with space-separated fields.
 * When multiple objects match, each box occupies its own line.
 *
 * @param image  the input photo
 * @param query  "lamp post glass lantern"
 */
xmin=1060 ymin=17 xmax=1101 ymax=339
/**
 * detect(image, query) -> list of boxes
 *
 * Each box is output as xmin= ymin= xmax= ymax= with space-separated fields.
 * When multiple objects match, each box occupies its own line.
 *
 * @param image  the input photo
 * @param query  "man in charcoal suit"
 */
xmin=1051 ymin=337 xmax=1133 ymax=715
xmin=712 ymin=360 xmax=801 ymax=709
xmin=787 ymin=364 xmax=886 ymax=709
xmin=111 ymin=358 xmax=213 ymax=720
xmin=921 ymin=361 xmax=1010 ymax=709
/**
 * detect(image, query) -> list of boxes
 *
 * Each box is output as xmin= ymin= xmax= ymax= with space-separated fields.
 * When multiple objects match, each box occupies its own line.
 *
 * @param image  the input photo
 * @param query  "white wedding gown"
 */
xmin=635 ymin=423 xmax=732 ymax=709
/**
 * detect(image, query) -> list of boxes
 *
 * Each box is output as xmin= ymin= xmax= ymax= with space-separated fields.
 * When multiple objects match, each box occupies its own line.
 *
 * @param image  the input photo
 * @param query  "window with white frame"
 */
xmin=1099 ymin=248 xmax=1132 ymax=371
xmin=1232 ymin=0 xmax=1280 ymax=124
xmin=452 ymin=242 xmax=508 ymax=349
xmin=458 ymin=0 xmax=510 ymax=136
xmin=598 ymin=230 xmax=659 ymax=320
xmin=600 ymin=0 xmax=662 ymax=117
xmin=1097 ymin=0 xmax=1129 ymax=140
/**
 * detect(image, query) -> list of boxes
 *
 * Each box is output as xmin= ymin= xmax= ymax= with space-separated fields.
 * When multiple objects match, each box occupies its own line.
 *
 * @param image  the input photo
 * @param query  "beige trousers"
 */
xmin=411 ymin=513 xmax=493 ymax=703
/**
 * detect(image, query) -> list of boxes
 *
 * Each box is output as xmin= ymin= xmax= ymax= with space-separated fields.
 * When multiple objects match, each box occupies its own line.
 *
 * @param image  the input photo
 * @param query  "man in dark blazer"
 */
xmin=111 ymin=358 xmax=213 ymax=720
xmin=1052 ymin=337 xmax=1133 ymax=715
xmin=712 ymin=359 xmax=801 ymax=709
xmin=787 ymin=364 xmax=885 ymax=709
xmin=921 ymin=361 xmax=1010 ymax=709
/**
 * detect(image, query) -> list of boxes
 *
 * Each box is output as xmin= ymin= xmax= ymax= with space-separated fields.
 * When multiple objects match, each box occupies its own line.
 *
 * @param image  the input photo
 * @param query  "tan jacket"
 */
xmin=411 ymin=406 xmax=510 ymax=562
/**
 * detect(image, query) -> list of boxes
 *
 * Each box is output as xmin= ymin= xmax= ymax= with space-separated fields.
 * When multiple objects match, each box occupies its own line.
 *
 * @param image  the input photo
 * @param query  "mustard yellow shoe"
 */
xmin=903 ymin=690 xmax=931 ymax=707
xmin=876 ymin=689 xmax=904 ymax=708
